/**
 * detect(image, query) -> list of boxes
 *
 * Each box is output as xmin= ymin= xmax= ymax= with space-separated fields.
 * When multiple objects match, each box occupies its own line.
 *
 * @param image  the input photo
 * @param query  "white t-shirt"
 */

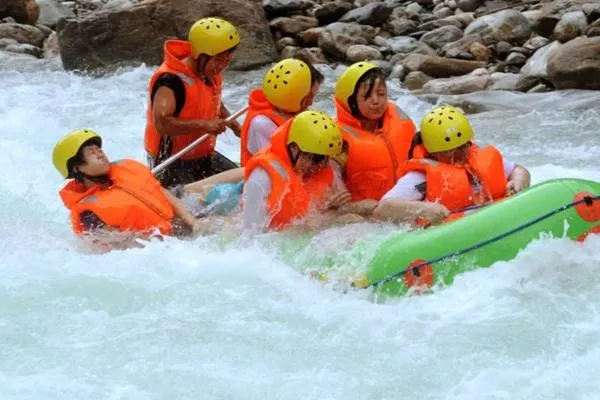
xmin=381 ymin=160 xmax=516 ymax=201
xmin=247 ymin=115 xmax=278 ymax=156
xmin=242 ymin=160 xmax=346 ymax=231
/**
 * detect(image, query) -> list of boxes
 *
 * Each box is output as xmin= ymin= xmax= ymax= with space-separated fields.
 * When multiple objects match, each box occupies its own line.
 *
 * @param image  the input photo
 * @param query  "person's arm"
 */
xmin=184 ymin=168 xmax=245 ymax=194
xmin=220 ymin=103 xmax=242 ymax=137
xmin=373 ymin=172 xmax=449 ymax=225
xmin=242 ymin=168 xmax=272 ymax=231
xmin=374 ymin=198 xmax=449 ymax=225
xmin=506 ymin=164 xmax=531 ymax=195
xmin=162 ymin=188 xmax=197 ymax=228
xmin=152 ymin=86 xmax=227 ymax=137
xmin=247 ymin=116 xmax=278 ymax=155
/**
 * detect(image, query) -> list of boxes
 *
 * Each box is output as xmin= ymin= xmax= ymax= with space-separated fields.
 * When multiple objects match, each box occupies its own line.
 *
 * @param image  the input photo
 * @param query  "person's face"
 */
xmin=77 ymin=144 xmax=110 ymax=176
xmin=200 ymin=50 xmax=234 ymax=77
xmin=290 ymin=144 xmax=329 ymax=177
xmin=356 ymin=78 xmax=388 ymax=121
xmin=299 ymin=82 xmax=320 ymax=111
xmin=431 ymin=142 xmax=471 ymax=165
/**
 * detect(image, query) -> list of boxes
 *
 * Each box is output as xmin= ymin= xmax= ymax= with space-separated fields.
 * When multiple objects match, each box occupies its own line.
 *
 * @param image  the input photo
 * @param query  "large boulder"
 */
xmin=0 ymin=23 xmax=47 ymax=47
xmin=57 ymin=0 xmax=278 ymax=74
xmin=0 ymin=0 xmax=39 ymax=25
xmin=464 ymin=10 xmax=531 ymax=45
xmin=317 ymin=22 xmax=377 ymax=60
xmin=547 ymin=36 xmax=600 ymax=90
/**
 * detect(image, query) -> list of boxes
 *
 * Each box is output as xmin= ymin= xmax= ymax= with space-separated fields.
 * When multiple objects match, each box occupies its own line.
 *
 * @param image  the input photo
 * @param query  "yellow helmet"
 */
xmin=263 ymin=59 xmax=312 ymax=113
xmin=52 ymin=129 xmax=102 ymax=178
xmin=420 ymin=106 xmax=474 ymax=153
xmin=287 ymin=110 xmax=343 ymax=157
xmin=188 ymin=17 xmax=240 ymax=58
xmin=334 ymin=61 xmax=378 ymax=111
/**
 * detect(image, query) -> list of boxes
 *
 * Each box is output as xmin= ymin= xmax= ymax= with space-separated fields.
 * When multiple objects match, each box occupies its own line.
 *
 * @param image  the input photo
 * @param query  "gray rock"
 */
xmin=441 ymin=34 xmax=482 ymax=58
xmin=389 ymin=63 xmax=406 ymax=80
xmin=520 ymin=40 xmax=561 ymax=79
xmin=314 ymin=1 xmax=353 ymax=25
xmin=280 ymin=45 xmax=299 ymax=59
xmin=346 ymin=44 xmax=383 ymax=61
xmin=547 ymin=36 xmax=600 ymax=90
xmin=0 ymin=23 xmax=46 ymax=47
xmin=0 ymin=38 xmax=18 ymax=48
xmin=5 ymin=42 xmax=41 ymax=57
xmin=403 ymin=70 xmax=433 ymax=90
xmin=385 ymin=18 xmax=418 ymax=36
xmin=553 ymin=10 xmax=587 ymax=43
xmin=495 ymin=41 xmax=512 ymax=58
xmin=433 ymin=7 xmax=454 ymax=19
xmin=420 ymin=25 xmax=463 ymax=49
xmin=489 ymin=72 xmax=539 ymax=91
xmin=339 ymin=3 xmax=393 ymax=26
xmin=296 ymin=47 xmax=327 ymax=64
xmin=43 ymin=30 xmax=59 ymax=58
xmin=457 ymin=0 xmax=482 ymax=12
xmin=297 ymin=27 xmax=324 ymax=47
xmin=405 ymin=2 xmax=423 ymax=15
xmin=465 ymin=10 xmax=531 ymax=44
xmin=276 ymin=37 xmax=297 ymax=51
xmin=505 ymin=52 xmax=527 ymax=65
xmin=318 ymin=22 xmax=377 ymax=59
xmin=263 ymin=0 xmax=313 ymax=18
xmin=270 ymin=16 xmax=319 ymax=35
xmin=527 ymin=83 xmax=550 ymax=93
xmin=57 ymin=0 xmax=278 ymax=74
xmin=402 ymin=53 xmax=486 ymax=77
xmin=524 ymin=35 xmax=550 ymax=51
xmin=422 ymin=73 xmax=492 ymax=94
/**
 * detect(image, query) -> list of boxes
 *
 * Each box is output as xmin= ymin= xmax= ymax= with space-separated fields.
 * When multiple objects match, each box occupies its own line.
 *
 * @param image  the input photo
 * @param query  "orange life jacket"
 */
xmin=335 ymin=98 xmax=416 ymax=201
xmin=244 ymin=120 xmax=334 ymax=231
xmin=144 ymin=40 xmax=222 ymax=160
xmin=399 ymin=144 xmax=507 ymax=212
xmin=240 ymin=88 xmax=292 ymax=167
xmin=59 ymin=159 xmax=175 ymax=236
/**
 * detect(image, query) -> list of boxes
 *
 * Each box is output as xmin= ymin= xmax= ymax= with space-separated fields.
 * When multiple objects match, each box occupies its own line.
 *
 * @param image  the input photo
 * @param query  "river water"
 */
xmin=1 ymin=58 xmax=599 ymax=399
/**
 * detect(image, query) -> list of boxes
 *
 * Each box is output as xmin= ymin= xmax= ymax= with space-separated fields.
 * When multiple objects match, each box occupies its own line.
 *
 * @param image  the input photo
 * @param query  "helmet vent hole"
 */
xmin=457 ymin=132 xmax=462 ymax=137
xmin=279 ymin=65 xmax=283 ymax=69
xmin=358 ymin=63 xmax=363 ymax=67
xmin=283 ymin=80 xmax=288 ymax=85
xmin=206 ymin=26 xmax=210 ymax=30
xmin=448 ymin=116 xmax=453 ymax=120
xmin=313 ymin=120 xmax=318 ymax=124
xmin=429 ymin=118 xmax=433 ymax=123
xmin=438 ymin=120 xmax=442 ymax=125
xmin=216 ymin=24 xmax=221 ymax=28
xmin=267 ymin=79 xmax=271 ymax=83
xmin=276 ymin=75 xmax=279 ymax=78
xmin=274 ymin=84 xmax=278 ymax=89
xmin=285 ymin=71 xmax=291 ymax=74
xmin=229 ymin=35 xmax=233 ymax=40
xmin=445 ymin=137 xmax=450 ymax=142
xmin=329 ymin=143 xmax=333 ymax=148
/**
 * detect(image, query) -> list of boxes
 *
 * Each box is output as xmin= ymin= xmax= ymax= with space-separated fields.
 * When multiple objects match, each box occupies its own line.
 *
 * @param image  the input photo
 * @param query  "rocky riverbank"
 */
xmin=1 ymin=0 xmax=599 ymax=94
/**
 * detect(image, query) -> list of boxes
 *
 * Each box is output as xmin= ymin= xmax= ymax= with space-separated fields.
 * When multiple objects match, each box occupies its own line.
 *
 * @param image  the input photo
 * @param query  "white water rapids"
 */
xmin=1 ymin=59 xmax=599 ymax=399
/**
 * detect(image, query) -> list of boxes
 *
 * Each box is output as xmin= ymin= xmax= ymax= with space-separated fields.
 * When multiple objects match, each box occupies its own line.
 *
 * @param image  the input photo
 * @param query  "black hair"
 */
xmin=295 ymin=54 xmax=324 ymax=86
xmin=347 ymin=67 xmax=388 ymax=118
xmin=66 ymin=137 xmax=101 ymax=180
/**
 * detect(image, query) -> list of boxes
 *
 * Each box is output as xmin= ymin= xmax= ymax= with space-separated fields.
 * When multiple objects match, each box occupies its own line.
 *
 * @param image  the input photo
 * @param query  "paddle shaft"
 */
xmin=151 ymin=105 xmax=249 ymax=175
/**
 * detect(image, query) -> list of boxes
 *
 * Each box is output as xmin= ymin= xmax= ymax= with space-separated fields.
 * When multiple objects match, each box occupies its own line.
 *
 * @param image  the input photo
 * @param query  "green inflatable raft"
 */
xmin=354 ymin=178 xmax=600 ymax=298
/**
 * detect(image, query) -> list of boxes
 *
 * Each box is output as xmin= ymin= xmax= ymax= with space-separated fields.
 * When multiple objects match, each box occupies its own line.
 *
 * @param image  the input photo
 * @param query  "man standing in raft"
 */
xmin=54 ymin=129 xmax=208 ymax=250
xmin=242 ymin=110 xmax=354 ymax=232
xmin=375 ymin=106 xmax=531 ymax=225
xmin=145 ymin=17 xmax=242 ymax=188
xmin=239 ymin=58 xmax=324 ymax=166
